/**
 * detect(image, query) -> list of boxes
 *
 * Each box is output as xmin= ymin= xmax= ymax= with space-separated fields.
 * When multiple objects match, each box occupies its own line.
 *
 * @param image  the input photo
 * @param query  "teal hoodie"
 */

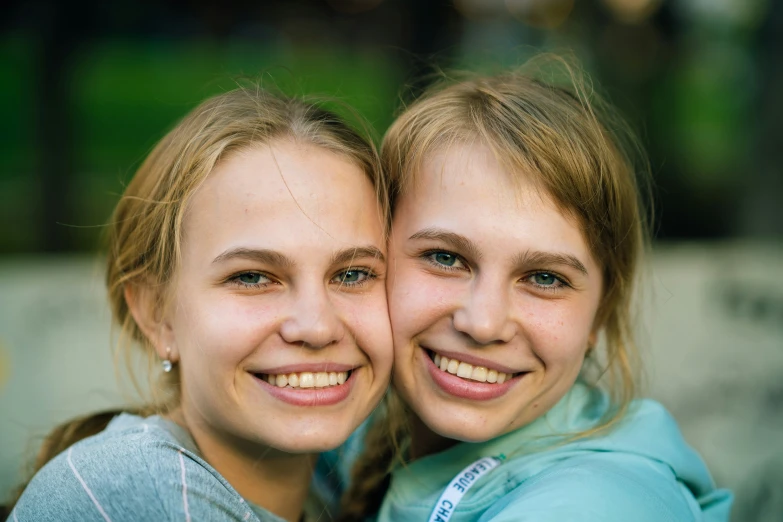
xmin=375 ymin=382 xmax=732 ymax=522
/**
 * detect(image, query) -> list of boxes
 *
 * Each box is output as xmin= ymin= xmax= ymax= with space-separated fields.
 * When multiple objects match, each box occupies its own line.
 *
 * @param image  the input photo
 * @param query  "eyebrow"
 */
xmin=409 ymin=227 xmax=588 ymax=275
xmin=408 ymin=228 xmax=483 ymax=261
xmin=513 ymin=250 xmax=589 ymax=275
xmin=211 ymin=246 xmax=385 ymax=267
xmin=330 ymin=246 xmax=386 ymax=266
xmin=212 ymin=248 xmax=295 ymax=268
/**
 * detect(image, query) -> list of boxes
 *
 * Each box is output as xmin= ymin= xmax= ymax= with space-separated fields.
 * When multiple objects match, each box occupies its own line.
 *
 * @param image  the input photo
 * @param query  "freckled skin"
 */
xmin=388 ymin=143 xmax=604 ymax=443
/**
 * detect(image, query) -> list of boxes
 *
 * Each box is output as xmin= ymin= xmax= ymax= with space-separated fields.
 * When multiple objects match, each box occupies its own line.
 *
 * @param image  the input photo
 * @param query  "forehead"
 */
xmin=394 ymin=142 xmax=591 ymax=257
xmin=182 ymin=141 xmax=383 ymax=260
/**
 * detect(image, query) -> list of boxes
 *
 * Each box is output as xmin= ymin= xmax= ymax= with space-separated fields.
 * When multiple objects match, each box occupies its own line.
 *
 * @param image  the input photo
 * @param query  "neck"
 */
xmin=168 ymin=408 xmax=315 ymax=522
xmin=409 ymin=413 xmax=460 ymax=461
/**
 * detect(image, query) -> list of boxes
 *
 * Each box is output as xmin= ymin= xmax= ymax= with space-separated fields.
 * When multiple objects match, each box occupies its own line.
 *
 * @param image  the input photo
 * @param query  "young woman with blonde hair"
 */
xmin=339 ymin=59 xmax=733 ymax=521
xmin=10 ymin=87 xmax=393 ymax=522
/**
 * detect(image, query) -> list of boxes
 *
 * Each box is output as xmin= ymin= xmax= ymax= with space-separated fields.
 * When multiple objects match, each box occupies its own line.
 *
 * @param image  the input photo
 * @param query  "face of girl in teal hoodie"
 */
xmin=387 ymin=142 xmax=604 ymax=444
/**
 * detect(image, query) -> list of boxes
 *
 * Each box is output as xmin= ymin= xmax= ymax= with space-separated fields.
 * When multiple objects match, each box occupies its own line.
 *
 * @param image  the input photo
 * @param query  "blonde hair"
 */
xmin=339 ymin=56 xmax=651 ymax=520
xmin=107 ymin=86 xmax=388 ymax=410
xmin=10 ymin=85 xmax=387 ymax=509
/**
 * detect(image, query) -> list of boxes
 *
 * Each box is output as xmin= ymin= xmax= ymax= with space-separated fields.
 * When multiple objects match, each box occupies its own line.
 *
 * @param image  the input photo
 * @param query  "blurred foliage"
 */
xmin=1 ymin=0 xmax=781 ymax=253
xmin=0 ymin=35 xmax=400 ymax=252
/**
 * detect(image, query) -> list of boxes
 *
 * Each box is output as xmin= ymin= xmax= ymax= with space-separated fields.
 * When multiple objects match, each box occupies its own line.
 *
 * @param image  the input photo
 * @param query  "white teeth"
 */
xmin=262 ymin=370 xmax=350 ymax=389
xmin=315 ymin=372 xmax=329 ymax=388
xmin=471 ymin=366 xmax=488 ymax=383
xmin=430 ymin=352 xmax=513 ymax=384
xmin=456 ymin=362 xmax=473 ymax=378
xmin=299 ymin=372 xmax=314 ymax=388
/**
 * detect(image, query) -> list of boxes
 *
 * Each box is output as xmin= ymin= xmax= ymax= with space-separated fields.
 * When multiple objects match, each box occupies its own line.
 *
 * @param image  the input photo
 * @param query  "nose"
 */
xmin=452 ymin=275 xmax=516 ymax=345
xmin=280 ymin=286 xmax=345 ymax=349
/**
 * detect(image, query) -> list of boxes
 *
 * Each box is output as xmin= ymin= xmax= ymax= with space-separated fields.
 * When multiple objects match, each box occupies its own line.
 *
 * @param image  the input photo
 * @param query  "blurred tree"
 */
xmin=741 ymin=0 xmax=783 ymax=238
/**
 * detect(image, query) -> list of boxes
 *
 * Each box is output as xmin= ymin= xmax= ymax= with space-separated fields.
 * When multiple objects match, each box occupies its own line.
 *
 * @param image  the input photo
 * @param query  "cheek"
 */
xmin=520 ymin=299 xmax=596 ymax=366
xmin=173 ymin=292 xmax=280 ymax=365
xmin=343 ymin=292 xmax=393 ymax=365
xmin=388 ymin=263 xmax=456 ymax=339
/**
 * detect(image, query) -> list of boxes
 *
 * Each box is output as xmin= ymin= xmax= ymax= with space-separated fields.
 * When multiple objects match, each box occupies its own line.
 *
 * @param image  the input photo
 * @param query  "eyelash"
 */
xmin=421 ymin=250 xmax=572 ymax=292
xmin=421 ymin=250 xmax=466 ymax=272
xmin=525 ymin=271 xmax=571 ymax=292
xmin=227 ymin=268 xmax=377 ymax=290
xmin=331 ymin=268 xmax=378 ymax=288
xmin=228 ymin=271 xmax=274 ymax=289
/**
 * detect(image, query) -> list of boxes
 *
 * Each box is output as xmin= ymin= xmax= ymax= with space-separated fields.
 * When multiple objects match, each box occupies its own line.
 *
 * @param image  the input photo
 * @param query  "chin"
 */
xmin=267 ymin=430 xmax=350 ymax=454
xmin=422 ymin=410 xmax=504 ymax=444
xmin=292 ymin=415 xmax=361 ymax=450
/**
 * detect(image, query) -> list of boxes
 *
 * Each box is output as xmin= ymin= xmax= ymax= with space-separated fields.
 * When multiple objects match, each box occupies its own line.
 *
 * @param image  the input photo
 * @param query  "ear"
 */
xmin=124 ymin=283 xmax=179 ymax=363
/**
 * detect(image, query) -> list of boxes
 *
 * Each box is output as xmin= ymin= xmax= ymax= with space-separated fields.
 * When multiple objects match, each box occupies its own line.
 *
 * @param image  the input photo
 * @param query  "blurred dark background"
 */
xmin=1 ymin=0 xmax=781 ymax=253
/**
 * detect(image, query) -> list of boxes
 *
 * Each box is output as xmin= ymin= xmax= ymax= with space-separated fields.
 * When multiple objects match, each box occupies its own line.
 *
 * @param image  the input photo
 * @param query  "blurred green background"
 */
xmin=0 ymin=35 xmax=401 ymax=252
xmin=1 ymin=0 xmax=781 ymax=254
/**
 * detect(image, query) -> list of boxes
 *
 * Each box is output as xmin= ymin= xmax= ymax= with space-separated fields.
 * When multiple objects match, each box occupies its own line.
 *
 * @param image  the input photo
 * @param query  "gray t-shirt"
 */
xmin=10 ymin=413 xmax=330 ymax=522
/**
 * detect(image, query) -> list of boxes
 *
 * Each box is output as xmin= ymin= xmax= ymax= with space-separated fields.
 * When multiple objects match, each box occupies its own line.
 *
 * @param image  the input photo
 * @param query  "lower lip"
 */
xmin=253 ymin=371 xmax=356 ymax=406
xmin=422 ymin=348 xmax=521 ymax=401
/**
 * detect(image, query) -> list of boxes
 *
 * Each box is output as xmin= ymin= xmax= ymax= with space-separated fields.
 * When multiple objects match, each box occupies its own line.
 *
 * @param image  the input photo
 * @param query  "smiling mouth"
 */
xmin=426 ymin=350 xmax=523 ymax=384
xmin=256 ymin=370 xmax=351 ymax=389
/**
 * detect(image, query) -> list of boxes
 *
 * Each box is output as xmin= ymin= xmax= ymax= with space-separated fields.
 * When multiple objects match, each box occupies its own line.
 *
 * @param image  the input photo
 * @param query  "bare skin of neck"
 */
xmin=168 ymin=408 xmax=316 ymax=522
xmin=409 ymin=413 xmax=459 ymax=461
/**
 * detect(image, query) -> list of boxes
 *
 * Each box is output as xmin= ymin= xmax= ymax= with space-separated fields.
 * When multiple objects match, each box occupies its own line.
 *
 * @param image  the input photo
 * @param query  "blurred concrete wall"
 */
xmin=642 ymin=244 xmax=783 ymax=521
xmin=1 ymin=243 xmax=782 ymax=520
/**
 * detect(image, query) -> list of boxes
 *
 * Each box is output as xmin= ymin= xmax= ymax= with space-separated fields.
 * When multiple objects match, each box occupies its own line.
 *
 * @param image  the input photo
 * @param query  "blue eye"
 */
xmin=337 ymin=270 xmax=364 ymax=283
xmin=533 ymin=272 xmax=557 ymax=286
xmin=527 ymin=272 xmax=571 ymax=292
xmin=332 ymin=269 xmax=372 ymax=286
xmin=238 ymin=273 xmax=262 ymax=284
xmin=233 ymin=272 xmax=271 ymax=287
xmin=433 ymin=252 xmax=458 ymax=267
xmin=423 ymin=251 xmax=466 ymax=271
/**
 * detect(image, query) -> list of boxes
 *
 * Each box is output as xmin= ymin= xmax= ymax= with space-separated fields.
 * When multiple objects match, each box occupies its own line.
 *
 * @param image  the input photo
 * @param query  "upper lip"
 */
xmin=421 ymin=346 xmax=525 ymax=375
xmin=250 ymin=362 xmax=357 ymax=375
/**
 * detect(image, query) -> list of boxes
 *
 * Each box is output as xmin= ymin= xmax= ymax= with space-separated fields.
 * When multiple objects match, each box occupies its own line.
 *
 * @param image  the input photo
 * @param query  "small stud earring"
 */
xmin=162 ymin=347 xmax=173 ymax=373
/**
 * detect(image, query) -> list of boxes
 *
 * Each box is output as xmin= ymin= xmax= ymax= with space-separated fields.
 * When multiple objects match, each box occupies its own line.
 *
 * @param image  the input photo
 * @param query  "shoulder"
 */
xmin=12 ymin=419 xmax=254 ymax=522
xmin=622 ymin=398 xmax=680 ymax=432
xmin=12 ymin=422 xmax=168 ymax=521
xmin=480 ymin=452 xmax=701 ymax=522
xmin=479 ymin=396 xmax=733 ymax=522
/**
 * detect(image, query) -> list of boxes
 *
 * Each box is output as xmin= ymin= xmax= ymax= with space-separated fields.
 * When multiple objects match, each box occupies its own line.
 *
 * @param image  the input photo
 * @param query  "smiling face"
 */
xmin=161 ymin=140 xmax=392 ymax=453
xmin=388 ymin=142 xmax=604 ymax=442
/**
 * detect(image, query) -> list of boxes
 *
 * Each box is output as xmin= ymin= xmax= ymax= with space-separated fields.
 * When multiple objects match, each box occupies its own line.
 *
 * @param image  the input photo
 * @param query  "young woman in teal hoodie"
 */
xmin=338 ymin=57 xmax=733 ymax=522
